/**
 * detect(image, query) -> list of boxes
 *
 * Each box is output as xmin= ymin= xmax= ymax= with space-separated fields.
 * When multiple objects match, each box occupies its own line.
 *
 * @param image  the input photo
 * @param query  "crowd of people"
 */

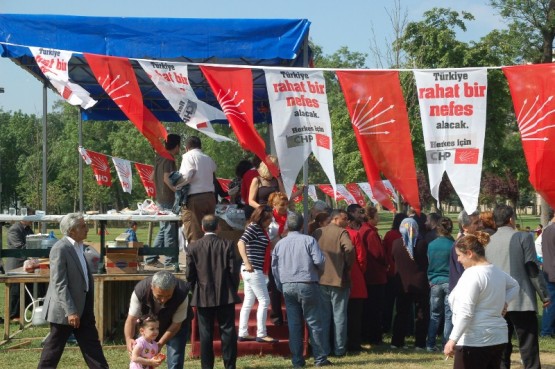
xmin=7 ymin=134 xmax=553 ymax=369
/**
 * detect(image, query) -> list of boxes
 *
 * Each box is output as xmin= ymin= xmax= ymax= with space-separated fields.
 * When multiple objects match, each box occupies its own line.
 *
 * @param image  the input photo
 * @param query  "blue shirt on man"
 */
xmin=271 ymin=231 xmax=325 ymax=291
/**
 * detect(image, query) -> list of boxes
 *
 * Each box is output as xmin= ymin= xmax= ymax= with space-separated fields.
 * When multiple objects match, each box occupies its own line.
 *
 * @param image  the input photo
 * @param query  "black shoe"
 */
xmin=315 ymin=359 xmax=333 ymax=367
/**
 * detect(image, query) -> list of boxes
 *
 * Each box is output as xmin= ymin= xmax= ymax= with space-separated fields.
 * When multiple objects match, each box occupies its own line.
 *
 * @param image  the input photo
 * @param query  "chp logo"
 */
xmin=286 ymin=133 xmax=314 ymax=148
xmin=426 ymin=150 xmax=452 ymax=163
xmin=454 ymin=148 xmax=479 ymax=164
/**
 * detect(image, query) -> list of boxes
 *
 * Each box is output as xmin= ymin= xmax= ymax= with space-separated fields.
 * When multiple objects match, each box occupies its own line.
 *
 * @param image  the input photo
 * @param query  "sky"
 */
xmin=0 ymin=0 xmax=505 ymax=115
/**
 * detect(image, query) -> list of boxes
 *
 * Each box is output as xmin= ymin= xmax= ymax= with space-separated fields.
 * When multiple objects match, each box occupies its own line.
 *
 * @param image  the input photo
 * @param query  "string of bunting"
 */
xmin=9 ymin=41 xmax=555 ymax=213
xmin=78 ymin=146 xmax=395 ymax=206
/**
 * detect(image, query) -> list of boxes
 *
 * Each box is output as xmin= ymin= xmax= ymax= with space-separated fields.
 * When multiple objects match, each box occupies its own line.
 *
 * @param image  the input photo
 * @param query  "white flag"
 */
xmin=138 ymin=60 xmax=232 ymax=142
xmin=265 ymin=70 xmax=336 ymax=198
xmin=336 ymin=184 xmax=357 ymax=205
xmin=382 ymin=180 xmax=399 ymax=204
xmin=112 ymin=157 xmax=133 ymax=194
xmin=414 ymin=68 xmax=487 ymax=213
xmin=357 ymin=182 xmax=378 ymax=205
xmin=29 ymin=47 xmax=97 ymax=109
xmin=78 ymin=146 xmax=92 ymax=165
xmin=308 ymin=185 xmax=318 ymax=202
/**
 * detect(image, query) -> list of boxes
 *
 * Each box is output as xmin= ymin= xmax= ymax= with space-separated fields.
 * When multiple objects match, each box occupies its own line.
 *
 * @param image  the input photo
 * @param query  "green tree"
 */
xmin=490 ymin=0 xmax=555 ymax=220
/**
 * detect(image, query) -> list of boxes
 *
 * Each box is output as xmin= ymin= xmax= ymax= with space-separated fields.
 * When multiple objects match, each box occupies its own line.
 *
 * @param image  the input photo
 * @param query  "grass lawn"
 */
xmin=2 ymin=317 xmax=555 ymax=369
xmin=1 ymin=212 xmax=554 ymax=368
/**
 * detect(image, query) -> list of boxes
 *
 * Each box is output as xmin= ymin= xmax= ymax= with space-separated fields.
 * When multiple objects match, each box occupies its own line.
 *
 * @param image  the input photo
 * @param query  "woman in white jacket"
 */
xmin=444 ymin=231 xmax=519 ymax=369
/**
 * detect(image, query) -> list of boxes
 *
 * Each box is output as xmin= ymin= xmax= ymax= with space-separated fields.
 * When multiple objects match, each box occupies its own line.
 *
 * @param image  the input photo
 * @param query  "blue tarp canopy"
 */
xmin=0 ymin=14 xmax=311 ymax=122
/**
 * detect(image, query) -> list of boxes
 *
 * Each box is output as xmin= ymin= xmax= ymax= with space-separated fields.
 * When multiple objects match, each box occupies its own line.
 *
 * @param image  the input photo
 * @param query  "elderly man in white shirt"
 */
xmin=179 ymin=135 xmax=217 ymax=242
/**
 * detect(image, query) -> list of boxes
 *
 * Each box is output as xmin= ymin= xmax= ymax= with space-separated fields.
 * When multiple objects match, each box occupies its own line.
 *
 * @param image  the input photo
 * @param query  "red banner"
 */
xmin=337 ymin=70 xmax=420 ymax=212
xmin=318 ymin=184 xmax=345 ymax=201
xmin=84 ymin=149 xmax=112 ymax=187
xmin=217 ymin=178 xmax=232 ymax=193
xmin=134 ymin=163 xmax=156 ymax=197
xmin=84 ymin=53 xmax=172 ymax=161
xmin=345 ymin=183 xmax=366 ymax=206
xmin=200 ymin=66 xmax=278 ymax=177
xmin=503 ymin=64 xmax=555 ymax=209
xmin=292 ymin=184 xmax=302 ymax=204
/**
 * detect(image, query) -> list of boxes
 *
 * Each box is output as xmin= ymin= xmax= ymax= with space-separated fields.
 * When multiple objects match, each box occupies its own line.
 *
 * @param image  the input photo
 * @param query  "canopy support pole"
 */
xmin=41 ymin=83 xmax=47 ymax=233
xmin=78 ymin=109 xmax=83 ymax=212
xmin=302 ymin=36 xmax=310 ymax=233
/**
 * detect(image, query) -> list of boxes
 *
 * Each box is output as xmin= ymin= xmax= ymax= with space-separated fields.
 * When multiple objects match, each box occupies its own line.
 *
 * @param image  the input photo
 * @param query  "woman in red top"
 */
xmin=359 ymin=205 xmax=387 ymax=345
xmin=265 ymin=192 xmax=290 ymax=326
xmin=345 ymin=212 xmax=368 ymax=352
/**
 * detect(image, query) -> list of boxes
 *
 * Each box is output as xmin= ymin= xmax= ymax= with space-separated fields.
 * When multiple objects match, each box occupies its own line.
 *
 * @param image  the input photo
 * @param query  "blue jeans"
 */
xmin=426 ymin=282 xmax=452 ymax=349
xmin=282 ymin=282 xmax=327 ymax=367
xmin=319 ymin=284 xmax=349 ymax=356
xmin=541 ymin=275 xmax=555 ymax=336
xmin=166 ymin=320 xmax=189 ymax=369
xmin=146 ymin=202 xmax=177 ymax=265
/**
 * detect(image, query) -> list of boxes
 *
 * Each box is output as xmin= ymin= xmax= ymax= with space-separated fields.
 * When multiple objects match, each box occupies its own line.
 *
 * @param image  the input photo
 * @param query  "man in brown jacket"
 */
xmin=313 ymin=209 xmax=355 ymax=357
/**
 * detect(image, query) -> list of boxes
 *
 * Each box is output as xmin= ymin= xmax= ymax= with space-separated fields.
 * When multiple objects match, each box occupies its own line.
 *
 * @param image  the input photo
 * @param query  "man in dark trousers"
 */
xmin=124 ymin=271 xmax=191 ymax=369
xmin=186 ymin=214 xmax=241 ymax=369
xmin=37 ymin=213 xmax=109 ymax=369
xmin=486 ymin=204 xmax=550 ymax=369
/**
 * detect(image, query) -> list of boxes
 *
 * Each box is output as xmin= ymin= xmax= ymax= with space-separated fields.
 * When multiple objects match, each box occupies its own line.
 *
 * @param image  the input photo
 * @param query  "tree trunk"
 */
xmin=541 ymin=196 xmax=551 ymax=226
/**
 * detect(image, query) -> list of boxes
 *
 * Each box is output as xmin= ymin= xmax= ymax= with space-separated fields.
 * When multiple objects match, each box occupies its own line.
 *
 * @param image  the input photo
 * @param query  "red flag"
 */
xmin=200 ymin=66 xmax=278 ymax=177
xmin=318 ymin=184 xmax=346 ymax=201
xmin=292 ymin=184 xmax=303 ymax=204
xmin=85 ymin=150 xmax=112 ymax=187
xmin=337 ymin=70 xmax=420 ymax=212
xmin=134 ymin=163 xmax=156 ymax=197
xmin=345 ymin=183 xmax=367 ymax=207
xmin=217 ymin=178 xmax=232 ymax=193
xmin=503 ymin=64 xmax=555 ymax=209
xmin=84 ymin=53 xmax=172 ymax=161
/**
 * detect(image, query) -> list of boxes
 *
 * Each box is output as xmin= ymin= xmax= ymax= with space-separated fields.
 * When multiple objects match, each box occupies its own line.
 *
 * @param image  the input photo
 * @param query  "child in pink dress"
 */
xmin=130 ymin=314 xmax=165 ymax=369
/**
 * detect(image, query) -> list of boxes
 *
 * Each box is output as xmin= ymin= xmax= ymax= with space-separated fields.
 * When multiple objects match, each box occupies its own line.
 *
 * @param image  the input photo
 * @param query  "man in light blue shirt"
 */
xmin=272 ymin=212 xmax=331 ymax=368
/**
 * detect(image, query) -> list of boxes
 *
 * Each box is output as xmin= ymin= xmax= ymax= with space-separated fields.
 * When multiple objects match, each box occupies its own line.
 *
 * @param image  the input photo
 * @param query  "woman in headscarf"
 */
xmin=390 ymin=218 xmax=430 ymax=350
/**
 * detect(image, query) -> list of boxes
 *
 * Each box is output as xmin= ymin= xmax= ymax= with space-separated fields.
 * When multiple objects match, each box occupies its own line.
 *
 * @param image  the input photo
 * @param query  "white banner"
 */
xmin=357 ymin=182 xmax=378 ymax=205
xmin=29 ymin=47 xmax=97 ymax=109
xmin=112 ymin=157 xmax=133 ymax=194
xmin=336 ymin=184 xmax=357 ymax=205
xmin=78 ymin=146 xmax=92 ymax=165
xmin=308 ymin=185 xmax=318 ymax=202
xmin=382 ymin=180 xmax=399 ymax=204
xmin=265 ymin=70 xmax=337 ymax=198
xmin=138 ymin=60 xmax=232 ymax=142
xmin=414 ymin=68 xmax=487 ymax=213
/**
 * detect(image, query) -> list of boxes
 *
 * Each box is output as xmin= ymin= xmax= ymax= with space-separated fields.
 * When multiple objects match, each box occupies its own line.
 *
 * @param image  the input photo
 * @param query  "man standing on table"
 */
xmin=179 ymin=135 xmax=217 ymax=243
xmin=146 ymin=133 xmax=181 ymax=268
xmin=37 ymin=213 xmax=109 ymax=369
xmin=272 ymin=212 xmax=331 ymax=368
xmin=186 ymin=214 xmax=241 ymax=369
xmin=124 ymin=271 xmax=191 ymax=369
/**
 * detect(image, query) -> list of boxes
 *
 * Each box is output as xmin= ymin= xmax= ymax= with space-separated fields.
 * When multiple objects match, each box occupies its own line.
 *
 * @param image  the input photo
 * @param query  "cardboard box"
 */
xmin=128 ymin=242 xmax=144 ymax=261
xmin=105 ymin=248 xmax=138 ymax=274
